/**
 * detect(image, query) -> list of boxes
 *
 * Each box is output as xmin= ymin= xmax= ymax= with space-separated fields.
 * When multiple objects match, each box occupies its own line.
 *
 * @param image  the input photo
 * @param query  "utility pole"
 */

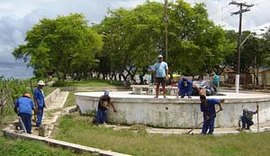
xmin=164 ymin=0 xmax=168 ymax=61
xmin=229 ymin=1 xmax=254 ymax=93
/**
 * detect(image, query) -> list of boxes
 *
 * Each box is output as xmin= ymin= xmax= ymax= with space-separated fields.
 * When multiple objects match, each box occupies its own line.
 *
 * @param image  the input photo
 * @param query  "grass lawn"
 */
xmin=43 ymin=86 xmax=57 ymax=96
xmin=53 ymin=79 xmax=124 ymax=87
xmin=0 ymin=136 xmax=94 ymax=156
xmin=65 ymin=91 xmax=76 ymax=108
xmin=53 ymin=114 xmax=270 ymax=156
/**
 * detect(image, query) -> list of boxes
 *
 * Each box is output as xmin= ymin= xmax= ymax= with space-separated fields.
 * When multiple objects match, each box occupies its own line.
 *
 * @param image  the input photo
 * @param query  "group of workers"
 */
xmin=14 ymin=80 xmax=46 ymax=134
xmin=14 ymin=55 xmax=258 ymax=135
xmin=96 ymin=54 xmax=258 ymax=134
xmin=151 ymin=54 xmax=258 ymax=134
xmin=95 ymin=55 xmax=258 ymax=135
xmin=152 ymin=54 xmax=219 ymax=99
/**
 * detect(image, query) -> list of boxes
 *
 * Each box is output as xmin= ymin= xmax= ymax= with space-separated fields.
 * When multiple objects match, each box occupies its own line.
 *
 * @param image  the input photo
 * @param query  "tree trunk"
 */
xmin=139 ymin=67 xmax=148 ymax=85
xmin=118 ymin=73 xmax=122 ymax=81
xmin=121 ymin=73 xmax=128 ymax=82
xmin=126 ymin=66 xmax=137 ymax=81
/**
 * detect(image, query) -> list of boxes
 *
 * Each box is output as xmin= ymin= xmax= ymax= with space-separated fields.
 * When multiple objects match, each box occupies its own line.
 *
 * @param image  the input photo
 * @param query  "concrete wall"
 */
xmin=76 ymin=92 xmax=270 ymax=128
xmin=45 ymin=88 xmax=61 ymax=105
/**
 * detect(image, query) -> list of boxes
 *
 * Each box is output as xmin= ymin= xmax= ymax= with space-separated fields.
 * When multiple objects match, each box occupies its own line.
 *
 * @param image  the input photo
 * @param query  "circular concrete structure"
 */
xmin=75 ymin=91 xmax=270 ymax=128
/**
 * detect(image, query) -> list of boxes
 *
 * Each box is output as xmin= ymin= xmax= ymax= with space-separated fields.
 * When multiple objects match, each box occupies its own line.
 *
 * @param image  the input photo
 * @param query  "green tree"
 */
xmin=96 ymin=3 xmax=164 ymax=82
xmin=168 ymin=0 xmax=233 ymax=76
xmin=13 ymin=13 xmax=102 ymax=81
xmin=96 ymin=0 xmax=234 ymax=82
xmin=262 ymin=27 xmax=270 ymax=66
xmin=96 ymin=8 xmax=131 ymax=81
xmin=225 ymin=31 xmax=267 ymax=73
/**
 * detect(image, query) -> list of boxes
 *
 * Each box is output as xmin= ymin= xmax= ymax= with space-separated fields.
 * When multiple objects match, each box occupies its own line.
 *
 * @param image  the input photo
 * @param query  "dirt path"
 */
xmin=31 ymin=91 xmax=69 ymax=136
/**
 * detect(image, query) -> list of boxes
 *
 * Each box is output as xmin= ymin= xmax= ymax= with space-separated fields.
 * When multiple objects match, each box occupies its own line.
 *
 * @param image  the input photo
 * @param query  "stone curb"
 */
xmin=3 ymin=127 xmax=131 ymax=156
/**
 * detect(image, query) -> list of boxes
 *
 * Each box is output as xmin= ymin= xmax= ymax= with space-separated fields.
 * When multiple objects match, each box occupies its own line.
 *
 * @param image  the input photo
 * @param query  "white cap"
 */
xmin=158 ymin=55 xmax=163 ymax=58
xmin=37 ymin=80 xmax=45 ymax=86
xmin=104 ymin=90 xmax=109 ymax=96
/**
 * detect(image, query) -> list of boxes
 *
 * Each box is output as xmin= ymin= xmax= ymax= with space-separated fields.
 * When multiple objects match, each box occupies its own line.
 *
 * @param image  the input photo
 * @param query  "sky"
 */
xmin=0 ymin=0 xmax=269 ymax=78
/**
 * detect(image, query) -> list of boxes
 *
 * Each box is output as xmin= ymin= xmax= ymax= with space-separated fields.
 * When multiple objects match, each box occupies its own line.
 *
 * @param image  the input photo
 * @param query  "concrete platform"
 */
xmin=75 ymin=91 xmax=270 ymax=128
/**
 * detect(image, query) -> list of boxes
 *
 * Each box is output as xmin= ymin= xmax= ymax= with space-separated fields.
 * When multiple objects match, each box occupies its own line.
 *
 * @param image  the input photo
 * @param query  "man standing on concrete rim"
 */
xmin=154 ymin=55 xmax=169 ymax=98
xmin=34 ymin=80 xmax=46 ymax=127
xmin=200 ymin=95 xmax=224 ymax=135
xmin=15 ymin=92 xmax=35 ymax=134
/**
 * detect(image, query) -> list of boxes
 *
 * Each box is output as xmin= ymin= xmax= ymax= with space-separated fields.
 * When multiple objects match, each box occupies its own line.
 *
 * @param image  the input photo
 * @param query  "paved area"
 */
xmin=102 ymin=121 xmax=270 ymax=136
xmin=17 ymin=91 xmax=69 ymax=136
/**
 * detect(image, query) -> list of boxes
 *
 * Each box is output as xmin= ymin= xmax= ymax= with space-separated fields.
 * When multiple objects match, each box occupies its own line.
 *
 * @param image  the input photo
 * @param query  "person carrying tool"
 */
xmin=96 ymin=90 xmax=117 ymax=125
xmin=200 ymin=95 xmax=224 ymax=135
xmin=14 ymin=92 xmax=35 ymax=134
xmin=239 ymin=106 xmax=258 ymax=130
xmin=34 ymin=80 xmax=46 ymax=127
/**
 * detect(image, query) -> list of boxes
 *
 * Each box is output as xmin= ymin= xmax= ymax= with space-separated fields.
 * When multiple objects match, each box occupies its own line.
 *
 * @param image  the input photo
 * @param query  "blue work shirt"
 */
xmin=154 ymin=61 xmax=168 ymax=78
xmin=178 ymin=79 xmax=193 ymax=94
xmin=34 ymin=87 xmax=45 ymax=108
xmin=15 ymin=96 xmax=35 ymax=115
xmin=200 ymin=99 xmax=220 ymax=118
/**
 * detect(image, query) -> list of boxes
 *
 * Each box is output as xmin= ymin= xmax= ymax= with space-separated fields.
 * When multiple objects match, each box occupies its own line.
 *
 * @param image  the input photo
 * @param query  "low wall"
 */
xmin=75 ymin=92 xmax=270 ymax=128
xmin=45 ymin=88 xmax=61 ymax=105
xmin=2 ymin=127 xmax=130 ymax=156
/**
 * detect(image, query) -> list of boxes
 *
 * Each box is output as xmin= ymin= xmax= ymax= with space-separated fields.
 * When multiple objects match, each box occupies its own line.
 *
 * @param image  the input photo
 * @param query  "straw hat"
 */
xmin=37 ymin=80 xmax=45 ymax=86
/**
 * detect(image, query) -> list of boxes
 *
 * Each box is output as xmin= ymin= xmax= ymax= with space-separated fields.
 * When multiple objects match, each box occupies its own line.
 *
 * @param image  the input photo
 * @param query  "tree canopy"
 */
xmin=95 ymin=0 xmax=234 ymax=81
xmin=13 ymin=13 xmax=102 ymax=81
xmin=13 ymin=0 xmax=269 ymax=82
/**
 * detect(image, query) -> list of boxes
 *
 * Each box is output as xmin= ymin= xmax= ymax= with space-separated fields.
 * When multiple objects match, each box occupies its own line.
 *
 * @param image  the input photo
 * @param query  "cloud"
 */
xmin=0 ymin=61 xmax=33 ymax=79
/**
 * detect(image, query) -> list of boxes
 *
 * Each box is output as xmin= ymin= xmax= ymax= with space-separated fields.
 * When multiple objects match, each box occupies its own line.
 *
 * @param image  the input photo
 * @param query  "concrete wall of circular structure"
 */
xmin=75 ymin=92 xmax=270 ymax=128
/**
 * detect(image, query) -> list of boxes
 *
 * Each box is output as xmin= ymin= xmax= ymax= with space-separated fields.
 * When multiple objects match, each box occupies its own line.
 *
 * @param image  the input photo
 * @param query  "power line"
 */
xmin=208 ymin=5 xmax=230 ymax=17
xmin=209 ymin=6 xmax=237 ymax=20
xmin=211 ymin=0 xmax=269 ymax=29
xmin=208 ymin=0 xmax=268 ymax=19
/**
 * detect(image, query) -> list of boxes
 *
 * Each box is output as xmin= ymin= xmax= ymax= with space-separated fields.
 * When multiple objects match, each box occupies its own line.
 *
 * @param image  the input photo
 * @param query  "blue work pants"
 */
xmin=96 ymin=109 xmax=107 ymax=124
xmin=201 ymin=117 xmax=215 ymax=135
xmin=36 ymin=107 xmax=44 ymax=127
xmin=241 ymin=116 xmax=254 ymax=130
xmin=19 ymin=113 xmax=32 ymax=134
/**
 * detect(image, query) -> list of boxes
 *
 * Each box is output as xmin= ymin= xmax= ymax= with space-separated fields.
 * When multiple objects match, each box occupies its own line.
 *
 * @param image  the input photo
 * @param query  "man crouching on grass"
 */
xmin=200 ymin=95 xmax=224 ymax=135
xmin=96 ymin=90 xmax=117 ymax=125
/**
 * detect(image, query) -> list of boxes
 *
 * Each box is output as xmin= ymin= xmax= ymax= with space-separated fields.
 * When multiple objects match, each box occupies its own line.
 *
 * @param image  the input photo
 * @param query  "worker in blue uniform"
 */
xmin=34 ymin=80 xmax=46 ymax=127
xmin=15 ymin=92 xmax=35 ymax=134
xmin=178 ymin=77 xmax=193 ymax=98
xmin=200 ymin=95 xmax=223 ymax=135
